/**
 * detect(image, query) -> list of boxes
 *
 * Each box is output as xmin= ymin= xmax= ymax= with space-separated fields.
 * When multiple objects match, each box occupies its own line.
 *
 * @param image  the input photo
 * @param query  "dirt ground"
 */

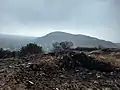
xmin=0 ymin=51 xmax=120 ymax=90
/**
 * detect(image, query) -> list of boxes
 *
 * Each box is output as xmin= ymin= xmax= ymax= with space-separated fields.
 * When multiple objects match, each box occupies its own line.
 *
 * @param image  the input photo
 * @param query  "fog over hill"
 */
xmin=0 ymin=34 xmax=35 ymax=50
xmin=0 ymin=32 xmax=119 ymax=50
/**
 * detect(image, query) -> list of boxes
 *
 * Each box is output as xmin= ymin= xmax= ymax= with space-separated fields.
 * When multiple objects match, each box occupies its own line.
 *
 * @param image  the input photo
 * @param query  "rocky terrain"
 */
xmin=0 ymin=50 xmax=120 ymax=90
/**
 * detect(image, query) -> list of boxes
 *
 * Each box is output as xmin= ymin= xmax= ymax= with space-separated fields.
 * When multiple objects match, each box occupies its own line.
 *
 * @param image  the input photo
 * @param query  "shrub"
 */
xmin=19 ymin=43 xmax=43 ymax=56
xmin=52 ymin=41 xmax=73 ymax=51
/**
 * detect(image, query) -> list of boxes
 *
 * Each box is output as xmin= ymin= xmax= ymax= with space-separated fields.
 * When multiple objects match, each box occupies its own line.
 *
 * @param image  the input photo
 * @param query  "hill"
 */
xmin=0 ymin=34 xmax=35 ymax=50
xmin=116 ymin=43 xmax=120 ymax=47
xmin=0 ymin=32 xmax=119 ymax=50
xmin=34 ymin=31 xmax=119 ymax=50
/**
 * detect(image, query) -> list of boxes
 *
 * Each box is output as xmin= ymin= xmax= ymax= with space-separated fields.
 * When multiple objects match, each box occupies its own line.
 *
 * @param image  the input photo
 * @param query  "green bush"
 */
xmin=19 ymin=43 xmax=43 ymax=56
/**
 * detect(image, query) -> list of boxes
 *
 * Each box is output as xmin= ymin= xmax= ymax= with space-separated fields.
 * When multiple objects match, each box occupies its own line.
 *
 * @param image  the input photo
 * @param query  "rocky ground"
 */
xmin=0 ymin=51 xmax=120 ymax=90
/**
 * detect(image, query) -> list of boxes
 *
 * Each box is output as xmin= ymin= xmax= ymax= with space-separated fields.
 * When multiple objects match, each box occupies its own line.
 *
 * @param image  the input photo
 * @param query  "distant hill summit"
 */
xmin=35 ymin=31 xmax=120 ymax=49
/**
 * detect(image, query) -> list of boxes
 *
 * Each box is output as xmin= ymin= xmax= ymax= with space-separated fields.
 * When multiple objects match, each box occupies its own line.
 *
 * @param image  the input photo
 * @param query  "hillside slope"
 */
xmin=0 ymin=34 xmax=35 ymax=50
xmin=35 ymin=31 xmax=119 ymax=50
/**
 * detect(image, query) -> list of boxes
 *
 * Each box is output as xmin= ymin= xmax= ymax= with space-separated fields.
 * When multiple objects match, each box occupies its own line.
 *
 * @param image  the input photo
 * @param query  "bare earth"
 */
xmin=0 ymin=51 xmax=120 ymax=90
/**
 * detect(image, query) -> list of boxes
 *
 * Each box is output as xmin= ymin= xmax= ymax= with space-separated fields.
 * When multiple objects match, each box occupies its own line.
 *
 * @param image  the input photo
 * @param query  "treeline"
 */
xmin=0 ymin=41 xmax=104 ymax=59
xmin=0 ymin=48 xmax=18 ymax=58
xmin=0 ymin=43 xmax=43 ymax=59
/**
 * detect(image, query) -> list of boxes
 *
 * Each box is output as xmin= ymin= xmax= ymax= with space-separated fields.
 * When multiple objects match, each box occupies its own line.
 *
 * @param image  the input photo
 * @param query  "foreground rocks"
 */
xmin=0 ymin=52 xmax=120 ymax=90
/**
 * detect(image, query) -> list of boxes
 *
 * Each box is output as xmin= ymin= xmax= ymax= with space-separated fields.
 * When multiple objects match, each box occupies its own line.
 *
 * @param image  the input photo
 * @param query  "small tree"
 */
xmin=52 ymin=41 xmax=73 ymax=51
xmin=19 ymin=43 xmax=43 ymax=56
xmin=60 ymin=41 xmax=73 ymax=50
xmin=52 ymin=42 xmax=61 ymax=51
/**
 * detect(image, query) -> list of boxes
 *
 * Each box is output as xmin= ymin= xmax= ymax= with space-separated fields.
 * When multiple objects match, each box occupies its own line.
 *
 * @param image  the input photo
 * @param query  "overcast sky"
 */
xmin=0 ymin=0 xmax=120 ymax=42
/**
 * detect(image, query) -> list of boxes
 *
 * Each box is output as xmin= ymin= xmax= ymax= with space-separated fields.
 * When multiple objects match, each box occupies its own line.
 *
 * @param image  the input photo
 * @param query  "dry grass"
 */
xmin=94 ymin=53 xmax=120 ymax=68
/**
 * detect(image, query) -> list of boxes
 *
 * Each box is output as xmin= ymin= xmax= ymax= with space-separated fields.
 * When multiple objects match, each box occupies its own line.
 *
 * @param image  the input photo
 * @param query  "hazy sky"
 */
xmin=0 ymin=0 xmax=120 ymax=42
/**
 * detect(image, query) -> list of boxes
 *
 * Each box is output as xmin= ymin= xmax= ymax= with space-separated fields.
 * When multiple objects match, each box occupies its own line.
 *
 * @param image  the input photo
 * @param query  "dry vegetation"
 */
xmin=92 ymin=53 xmax=120 ymax=68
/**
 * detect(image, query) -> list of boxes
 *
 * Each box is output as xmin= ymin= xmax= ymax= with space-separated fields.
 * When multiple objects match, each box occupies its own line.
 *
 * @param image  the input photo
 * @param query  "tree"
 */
xmin=52 ymin=41 xmax=73 ymax=51
xmin=19 ymin=43 xmax=43 ymax=56
xmin=60 ymin=41 xmax=73 ymax=49
xmin=98 ymin=45 xmax=105 ymax=49
xmin=52 ymin=42 xmax=61 ymax=51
